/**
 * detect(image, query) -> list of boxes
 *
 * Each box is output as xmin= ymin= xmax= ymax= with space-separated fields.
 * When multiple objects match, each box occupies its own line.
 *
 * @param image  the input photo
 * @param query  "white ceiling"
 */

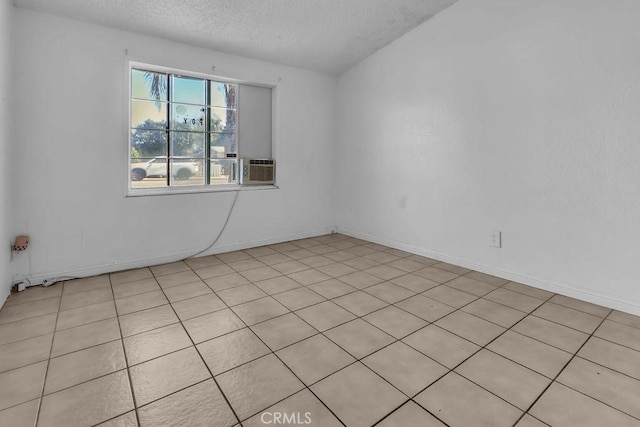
xmin=12 ymin=0 xmax=458 ymax=75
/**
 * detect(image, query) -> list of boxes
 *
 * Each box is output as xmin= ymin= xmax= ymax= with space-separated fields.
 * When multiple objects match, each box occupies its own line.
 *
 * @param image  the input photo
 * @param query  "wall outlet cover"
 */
xmin=490 ymin=229 xmax=502 ymax=248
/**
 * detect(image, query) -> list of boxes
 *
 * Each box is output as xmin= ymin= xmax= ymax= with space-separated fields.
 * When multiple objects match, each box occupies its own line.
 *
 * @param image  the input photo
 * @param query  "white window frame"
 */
xmin=125 ymin=60 xmax=278 ymax=197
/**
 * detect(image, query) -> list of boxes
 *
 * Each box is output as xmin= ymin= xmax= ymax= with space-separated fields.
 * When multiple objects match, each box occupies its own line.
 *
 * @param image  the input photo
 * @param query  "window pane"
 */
xmin=210 ymin=159 xmax=238 ymax=184
xmin=130 ymin=157 xmax=168 ymax=189
xmin=210 ymin=133 xmax=237 ymax=157
xmin=210 ymin=108 xmax=237 ymax=133
xmin=132 ymin=69 xmax=168 ymax=101
xmin=171 ymin=104 xmax=206 ymax=131
xmin=171 ymin=75 xmax=205 ymax=105
xmin=170 ymin=158 xmax=204 ymax=186
xmin=131 ymin=100 xmax=167 ymax=129
xmin=170 ymin=131 xmax=205 ymax=157
xmin=210 ymin=82 xmax=238 ymax=108
xmin=131 ymin=129 xmax=167 ymax=158
xmin=129 ymin=67 xmax=254 ymax=193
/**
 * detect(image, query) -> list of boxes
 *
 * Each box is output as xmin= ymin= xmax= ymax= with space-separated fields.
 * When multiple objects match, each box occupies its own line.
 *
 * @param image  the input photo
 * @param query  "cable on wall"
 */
xmin=16 ymin=275 xmax=80 ymax=290
xmin=17 ymin=187 xmax=240 ymax=292
xmin=41 ymin=276 xmax=79 ymax=287
xmin=185 ymin=185 xmax=242 ymax=260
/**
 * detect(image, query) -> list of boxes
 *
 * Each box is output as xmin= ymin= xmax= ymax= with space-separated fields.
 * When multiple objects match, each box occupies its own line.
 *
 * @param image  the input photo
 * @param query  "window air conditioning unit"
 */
xmin=240 ymin=159 xmax=275 ymax=185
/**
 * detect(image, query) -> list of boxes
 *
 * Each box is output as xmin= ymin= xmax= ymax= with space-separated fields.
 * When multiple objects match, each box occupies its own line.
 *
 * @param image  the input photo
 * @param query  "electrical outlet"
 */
xmin=489 ymin=229 xmax=502 ymax=248
xmin=12 ymin=280 xmax=26 ymax=292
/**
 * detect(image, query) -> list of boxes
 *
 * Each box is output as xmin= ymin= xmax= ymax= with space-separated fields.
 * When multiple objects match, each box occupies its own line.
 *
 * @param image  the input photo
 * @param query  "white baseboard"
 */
xmin=13 ymin=225 xmax=640 ymax=317
xmin=338 ymin=227 xmax=640 ymax=316
xmin=20 ymin=227 xmax=334 ymax=287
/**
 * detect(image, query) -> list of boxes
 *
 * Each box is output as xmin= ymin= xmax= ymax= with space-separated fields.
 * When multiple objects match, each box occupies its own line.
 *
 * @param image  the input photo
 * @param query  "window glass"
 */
xmin=171 ymin=75 xmax=205 ymax=105
xmin=170 ymin=158 xmax=205 ymax=186
xmin=210 ymin=107 xmax=237 ymax=133
xmin=131 ymin=69 xmax=167 ymax=101
xmin=131 ymin=100 xmax=167 ymax=129
xmin=211 ymin=133 xmax=237 ymax=156
xmin=130 ymin=66 xmax=242 ymax=190
xmin=170 ymin=131 xmax=206 ymax=157
xmin=210 ymin=159 xmax=237 ymax=184
xmin=130 ymin=129 xmax=167 ymax=157
xmin=171 ymin=104 xmax=206 ymax=131
xmin=210 ymin=82 xmax=238 ymax=108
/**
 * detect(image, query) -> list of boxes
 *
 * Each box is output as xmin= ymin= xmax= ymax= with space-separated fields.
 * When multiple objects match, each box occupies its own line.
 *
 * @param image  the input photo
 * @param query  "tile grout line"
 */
xmin=511 ymin=309 xmax=615 ymax=426
xmin=546 ymin=309 xmax=640 ymax=423
xmin=33 ymin=281 xmax=64 ymax=427
xmin=0 ymin=241 xmax=436 ymax=402
xmin=189 ymin=245 xmax=457 ymax=318
xmin=187 ymin=281 xmax=349 ymax=426
xmin=13 ymin=268 xmax=620 ymax=418
xmin=194 ymin=266 xmax=350 ymax=427
xmin=550 ymin=378 xmax=640 ymax=423
xmin=145 ymin=268 xmax=245 ymax=427
xmin=41 ymin=246 xmax=537 ymax=423
xmin=263 ymin=256 xmax=484 ymax=425
xmin=4 ymin=235 xmax=638 ymax=426
xmin=285 ymin=283 xmax=458 ymax=425
xmin=0 ymin=283 xmax=557 ymax=354
xmin=0 ymin=319 xmax=58 ymax=348
xmin=402 ymin=278 xmax=557 ymax=425
xmin=1 ymin=294 xmax=61 ymax=309
xmin=572 ymin=350 xmax=640 ymax=383
xmin=409 ymin=279 xmax=617 ymax=357
xmin=107 ymin=273 xmax=142 ymax=427
xmin=5 ymin=299 xmax=343 ymax=409
xmin=211 ymin=242 xmax=373 ymax=425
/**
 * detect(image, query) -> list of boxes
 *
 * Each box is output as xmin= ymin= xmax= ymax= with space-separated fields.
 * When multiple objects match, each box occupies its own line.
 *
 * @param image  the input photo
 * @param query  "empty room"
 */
xmin=1 ymin=0 xmax=639 ymax=426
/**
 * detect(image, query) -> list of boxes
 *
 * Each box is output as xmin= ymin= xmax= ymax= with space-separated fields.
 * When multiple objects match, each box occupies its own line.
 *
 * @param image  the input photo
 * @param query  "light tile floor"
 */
xmin=1 ymin=234 xmax=640 ymax=426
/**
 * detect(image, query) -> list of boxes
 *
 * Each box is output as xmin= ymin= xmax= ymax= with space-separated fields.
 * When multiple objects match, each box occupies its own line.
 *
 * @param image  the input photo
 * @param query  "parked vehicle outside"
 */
xmin=131 ymin=157 xmax=200 ymax=181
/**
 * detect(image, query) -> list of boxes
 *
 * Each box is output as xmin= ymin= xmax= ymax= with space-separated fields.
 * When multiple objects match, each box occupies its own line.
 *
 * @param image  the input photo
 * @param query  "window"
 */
xmin=130 ymin=67 xmax=239 ymax=190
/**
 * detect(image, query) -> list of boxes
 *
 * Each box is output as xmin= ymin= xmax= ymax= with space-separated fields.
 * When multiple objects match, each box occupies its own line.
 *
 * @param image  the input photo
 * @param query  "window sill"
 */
xmin=126 ymin=184 xmax=279 ymax=198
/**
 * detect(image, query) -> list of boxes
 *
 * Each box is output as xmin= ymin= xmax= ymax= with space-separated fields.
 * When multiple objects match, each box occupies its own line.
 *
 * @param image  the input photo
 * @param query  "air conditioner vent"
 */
xmin=249 ymin=159 xmax=274 ymax=165
xmin=240 ymin=158 xmax=275 ymax=185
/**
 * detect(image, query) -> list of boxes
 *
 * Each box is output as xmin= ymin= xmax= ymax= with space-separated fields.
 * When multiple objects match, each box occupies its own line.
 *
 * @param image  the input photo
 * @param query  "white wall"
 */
xmin=336 ymin=0 xmax=640 ymax=315
xmin=0 ymin=0 xmax=13 ymax=301
xmin=11 ymin=9 xmax=336 ymax=282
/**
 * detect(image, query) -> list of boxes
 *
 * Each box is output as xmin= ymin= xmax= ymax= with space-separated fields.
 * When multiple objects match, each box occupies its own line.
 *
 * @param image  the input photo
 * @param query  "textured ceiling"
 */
xmin=12 ymin=0 xmax=458 ymax=75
